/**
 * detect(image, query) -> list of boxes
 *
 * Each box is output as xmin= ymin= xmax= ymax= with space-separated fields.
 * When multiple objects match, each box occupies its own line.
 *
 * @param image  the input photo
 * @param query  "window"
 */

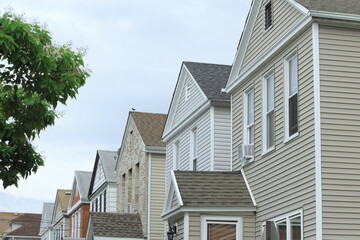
xmin=104 ymin=190 xmax=107 ymax=212
xmin=265 ymin=1 xmax=272 ymax=30
xmin=191 ymin=128 xmax=197 ymax=171
xmin=173 ymin=141 xmax=180 ymax=170
xmin=261 ymin=210 xmax=302 ymax=240
xmin=262 ymin=70 xmax=275 ymax=152
xmin=244 ymin=87 xmax=254 ymax=145
xmin=284 ymin=50 xmax=298 ymax=140
xmin=185 ymin=83 xmax=190 ymax=101
xmin=201 ymin=216 xmax=242 ymax=240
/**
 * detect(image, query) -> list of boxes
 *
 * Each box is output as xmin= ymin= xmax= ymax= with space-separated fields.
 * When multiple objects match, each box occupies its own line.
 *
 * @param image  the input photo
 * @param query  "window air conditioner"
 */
xmin=238 ymin=144 xmax=254 ymax=166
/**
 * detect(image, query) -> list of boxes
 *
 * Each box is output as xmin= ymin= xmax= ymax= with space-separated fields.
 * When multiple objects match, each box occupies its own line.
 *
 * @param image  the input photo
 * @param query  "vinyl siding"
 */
xmin=189 ymin=213 xmax=201 ymax=240
xmin=170 ymin=191 xmax=178 ymax=210
xmin=166 ymin=109 xmax=211 ymax=183
xmin=93 ymin=161 xmax=105 ymax=192
xmin=106 ymin=184 xmax=117 ymax=212
xmin=319 ymin=25 xmax=360 ymax=239
xmin=213 ymin=106 xmax=232 ymax=171
xmin=172 ymin=70 xmax=207 ymax=128
xmin=240 ymin=0 xmax=304 ymax=75
xmin=232 ymin=27 xmax=316 ymax=239
xmin=150 ymin=153 xmax=166 ymax=240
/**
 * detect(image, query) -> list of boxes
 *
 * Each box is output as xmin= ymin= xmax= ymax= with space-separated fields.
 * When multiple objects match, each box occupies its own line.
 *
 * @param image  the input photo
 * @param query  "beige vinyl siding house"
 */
xmin=319 ymin=25 xmax=360 ymax=239
xmin=225 ymin=0 xmax=360 ymax=239
xmin=116 ymin=111 xmax=167 ymax=240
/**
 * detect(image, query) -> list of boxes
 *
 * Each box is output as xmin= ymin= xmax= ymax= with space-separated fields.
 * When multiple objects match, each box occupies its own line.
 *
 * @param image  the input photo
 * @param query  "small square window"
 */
xmin=265 ymin=1 xmax=272 ymax=30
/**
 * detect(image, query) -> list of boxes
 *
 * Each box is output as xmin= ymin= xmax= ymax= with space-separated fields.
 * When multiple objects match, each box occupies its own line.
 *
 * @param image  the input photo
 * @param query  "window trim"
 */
xmin=261 ymin=209 xmax=303 ymax=240
xmin=243 ymin=85 xmax=255 ymax=145
xmin=262 ymin=68 xmax=275 ymax=154
xmin=284 ymin=49 xmax=299 ymax=142
xmin=201 ymin=215 xmax=243 ymax=240
xmin=190 ymin=127 xmax=197 ymax=171
xmin=173 ymin=140 xmax=180 ymax=170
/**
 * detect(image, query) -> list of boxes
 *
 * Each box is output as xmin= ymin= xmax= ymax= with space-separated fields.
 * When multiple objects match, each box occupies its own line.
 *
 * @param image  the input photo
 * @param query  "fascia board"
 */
xmin=287 ymin=0 xmax=309 ymax=14
xmin=162 ymin=101 xmax=211 ymax=142
xmin=88 ymin=182 xmax=107 ymax=201
xmin=162 ymin=63 xmax=187 ymax=139
xmin=227 ymin=0 xmax=261 ymax=86
xmin=171 ymin=170 xmax=183 ymax=206
xmin=143 ymin=146 xmax=166 ymax=154
xmin=115 ymin=113 xmax=131 ymax=170
xmin=225 ymin=15 xmax=312 ymax=93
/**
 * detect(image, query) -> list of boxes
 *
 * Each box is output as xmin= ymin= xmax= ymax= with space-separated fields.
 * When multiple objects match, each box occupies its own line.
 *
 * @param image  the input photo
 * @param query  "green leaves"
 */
xmin=0 ymin=10 xmax=90 ymax=188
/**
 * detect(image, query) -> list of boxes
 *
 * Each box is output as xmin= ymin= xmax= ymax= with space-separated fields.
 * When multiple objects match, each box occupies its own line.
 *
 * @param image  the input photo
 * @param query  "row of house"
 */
xmin=4 ymin=0 xmax=360 ymax=239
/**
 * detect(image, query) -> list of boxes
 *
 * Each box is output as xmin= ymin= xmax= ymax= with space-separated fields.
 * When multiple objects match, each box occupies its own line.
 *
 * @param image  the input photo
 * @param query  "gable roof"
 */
xmin=296 ymin=0 xmax=360 ymax=15
xmin=57 ymin=189 xmax=71 ymax=212
xmin=0 ymin=212 xmax=24 ymax=236
xmin=130 ymin=111 xmax=167 ymax=147
xmin=39 ymin=203 xmax=54 ymax=235
xmin=89 ymin=212 xmax=143 ymax=239
xmin=184 ymin=62 xmax=232 ymax=102
xmin=6 ymin=214 xmax=42 ymax=238
xmin=88 ymin=150 xmax=118 ymax=197
xmin=75 ymin=171 xmax=92 ymax=200
xmin=174 ymin=171 xmax=254 ymax=207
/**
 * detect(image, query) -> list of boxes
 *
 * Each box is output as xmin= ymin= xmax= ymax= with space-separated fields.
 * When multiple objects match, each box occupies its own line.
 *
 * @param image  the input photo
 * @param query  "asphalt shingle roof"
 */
xmin=57 ymin=189 xmax=71 ymax=212
xmin=184 ymin=62 xmax=232 ymax=102
xmin=174 ymin=171 xmax=254 ymax=208
xmin=131 ymin=111 xmax=167 ymax=147
xmin=97 ymin=150 xmax=118 ymax=182
xmin=6 ymin=214 xmax=42 ymax=237
xmin=39 ymin=203 xmax=54 ymax=234
xmin=90 ymin=212 xmax=143 ymax=238
xmin=0 ymin=213 xmax=23 ymax=236
xmin=296 ymin=0 xmax=360 ymax=15
xmin=75 ymin=171 xmax=92 ymax=200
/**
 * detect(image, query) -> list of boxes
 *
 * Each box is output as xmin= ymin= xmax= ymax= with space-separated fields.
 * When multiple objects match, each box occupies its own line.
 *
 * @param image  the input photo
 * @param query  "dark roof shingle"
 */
xmin=131 ymin=112 xmax=167 ymax=147
xmin=6 ymin=214 xmax=42 ymax=237
xmin=90 ymin=212 xmax=143 ymax=238
xmin=296 ymin=0 xmax=360 ymax=15
xmin=174 ymin=171 xmax=254 ymax=208
xmin=184 ymin=62 xmax=232 ymax=102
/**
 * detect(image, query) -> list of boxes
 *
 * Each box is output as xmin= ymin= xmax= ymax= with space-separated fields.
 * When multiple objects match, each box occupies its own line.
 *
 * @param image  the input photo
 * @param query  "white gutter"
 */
xmin=311 ymin=10 xmax=360 ymax=22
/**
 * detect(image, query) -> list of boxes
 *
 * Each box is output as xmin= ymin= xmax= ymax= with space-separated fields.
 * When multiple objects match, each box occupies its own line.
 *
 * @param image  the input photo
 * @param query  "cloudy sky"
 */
xmin=0 ymin=0 xmax=251 ymax=213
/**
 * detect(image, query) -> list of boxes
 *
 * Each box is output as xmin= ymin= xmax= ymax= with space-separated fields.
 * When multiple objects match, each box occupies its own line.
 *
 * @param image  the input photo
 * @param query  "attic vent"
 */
xmin=265 ymin=1 xmax=272 ymax=30
xmin=65 ymin=192 xmax=71 ymax=195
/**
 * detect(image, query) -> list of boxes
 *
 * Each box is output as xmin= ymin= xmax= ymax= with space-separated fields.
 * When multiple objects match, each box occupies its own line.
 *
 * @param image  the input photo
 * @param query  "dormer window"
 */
xmin=265 ymin=1 xmax=272 ymax=30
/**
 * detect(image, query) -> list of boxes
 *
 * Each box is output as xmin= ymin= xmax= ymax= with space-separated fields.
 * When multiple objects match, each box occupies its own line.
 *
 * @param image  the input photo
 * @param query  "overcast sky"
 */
xmin=0 ymin=0 xmax=251 ymax=213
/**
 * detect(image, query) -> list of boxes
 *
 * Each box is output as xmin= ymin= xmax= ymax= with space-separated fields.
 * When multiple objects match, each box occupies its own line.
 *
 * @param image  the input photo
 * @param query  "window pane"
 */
xmin=248 ymin=90 xmax=254 ymax=125
xmin=289 ymin=56 xmax=298 ymax=96
xmin=207 ymin=223 xmax=236 ymax=240
xmin=248 ymin=125 xmax=254 ymax=144
xmin=267 ymin=74 xmax=274 ymax=111
xmin=290 ymin=217 xmax=301 ymax=240
xmin=289 ymin=93 xmax=298 ymax=136
xmin=267 ymin=110 xmax=274 ymax=148
xmin=276 ymin=219 xmax=287 ymax=240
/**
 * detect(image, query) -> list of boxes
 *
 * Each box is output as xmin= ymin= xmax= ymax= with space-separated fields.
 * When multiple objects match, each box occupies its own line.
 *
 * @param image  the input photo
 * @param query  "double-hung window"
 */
xmin=191 ymin=128 xmax=197 ymax=171
xmin=284 ymin=50 xmax=298 ymax=140
xmin=173 ymin=141 xmax=180 ymax=170
xmin=244 ymin=87 xmax=254 ymax=145
xmin=263 ymin=70 xmax=275 ymax=152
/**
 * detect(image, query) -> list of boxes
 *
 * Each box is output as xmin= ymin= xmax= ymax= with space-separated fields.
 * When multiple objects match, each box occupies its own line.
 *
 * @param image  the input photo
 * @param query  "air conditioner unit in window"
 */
xmin=238 ymin=144 xmax=254 ymax=166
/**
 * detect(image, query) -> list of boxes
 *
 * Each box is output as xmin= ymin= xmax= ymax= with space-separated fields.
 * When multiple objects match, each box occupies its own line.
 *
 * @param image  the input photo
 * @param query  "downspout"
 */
xmin=147 ymin=153 xmax=152 ymax=240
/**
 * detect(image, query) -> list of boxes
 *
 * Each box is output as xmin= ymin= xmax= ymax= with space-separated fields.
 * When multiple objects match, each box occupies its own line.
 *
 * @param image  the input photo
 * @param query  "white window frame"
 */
xmin=284 ymin=49 xmax=299 ymax=142
xmin=190 ymin=128 xmax=197 ymax=171
xmin=262 ymin=68 xmax=275 ymax=154
xmin=243 ymin=86 xmax=255 ymax=145
xmin=173 ymin=140 xmax=180 ymax=170
xmin=77 ymin=209 xmax=81 ymax=238
xmin=261 ymin=209 xmax=303 ymax=240
xmin=201 ymin=215 xmax=243 ymax=240
xmin=185 ymin=83 xmax=190 ymax=101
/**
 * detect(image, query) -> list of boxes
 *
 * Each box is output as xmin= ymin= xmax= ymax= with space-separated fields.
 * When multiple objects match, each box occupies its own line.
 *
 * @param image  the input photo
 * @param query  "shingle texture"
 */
xmin=90 ymin=212 xmax=143 ymax=238
xmin=174 ymin=171 xmax=254 ymax=207
xmin=57 ymin=189 xmax=71 ymax=212
xmin=184 ymin=62 xmax=232 ymax=102
xmin=131 ymin=112 xmax=167 ymax=147
xmin=75 ymin=171 xmax=92 ymax=200
xmin=6 ymin=214 xmax=42 ymax=237
xmin=39 ymin=203 xmax=54 ymax=234
xmin=0 ymin=213 xmax=23 ymax=236
xmin=98 ymin=150 xmax=118 ymax=182
xmin=296 ymin=0 xmax=360 ymax=15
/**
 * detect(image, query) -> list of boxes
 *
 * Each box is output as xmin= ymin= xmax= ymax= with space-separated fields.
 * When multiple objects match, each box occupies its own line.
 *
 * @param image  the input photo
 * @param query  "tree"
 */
xmin=0 ymin=11 xmax=90 ymax=188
